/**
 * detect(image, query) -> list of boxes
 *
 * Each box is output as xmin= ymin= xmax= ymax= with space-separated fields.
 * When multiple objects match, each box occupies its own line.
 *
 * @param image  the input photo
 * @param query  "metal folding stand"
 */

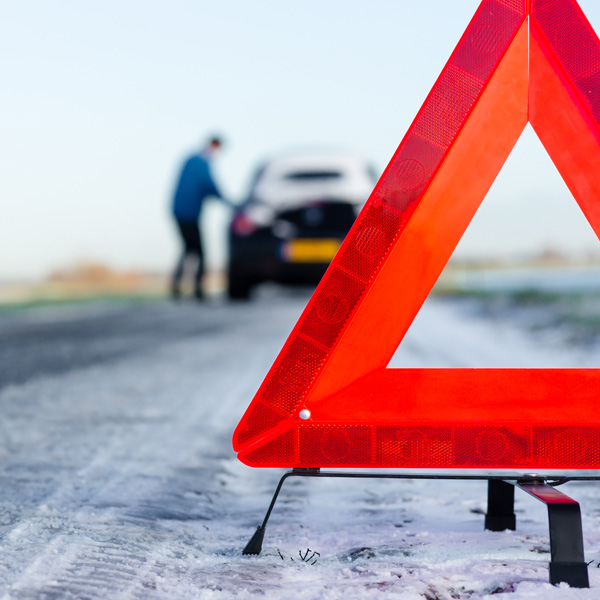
xmin=243 ymin=470 xmax=593 ymax=588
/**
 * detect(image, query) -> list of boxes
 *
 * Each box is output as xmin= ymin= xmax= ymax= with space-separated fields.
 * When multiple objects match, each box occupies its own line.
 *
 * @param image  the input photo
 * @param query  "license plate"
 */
xmin=282 ymin=239 xmax=341 ymax=263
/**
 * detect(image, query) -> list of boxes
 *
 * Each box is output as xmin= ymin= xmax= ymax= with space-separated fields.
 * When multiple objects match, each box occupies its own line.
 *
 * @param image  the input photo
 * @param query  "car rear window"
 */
xmin=283 ymin=171 xmax=343 ymax=181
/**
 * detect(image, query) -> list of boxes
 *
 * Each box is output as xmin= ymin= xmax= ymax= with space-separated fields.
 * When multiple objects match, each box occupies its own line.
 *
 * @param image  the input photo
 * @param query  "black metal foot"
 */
xmin=549 ymin=562 xmax=590 ymax=588
xmin=518 ymin=480 xmax=589 ymax=588
xmin=485 ymin=513 xmax=517 ymax=531
xmin=242 ymin=526 xmax=265 ymax=555
xmin=485 ymin=480 xmax=516 ymax=531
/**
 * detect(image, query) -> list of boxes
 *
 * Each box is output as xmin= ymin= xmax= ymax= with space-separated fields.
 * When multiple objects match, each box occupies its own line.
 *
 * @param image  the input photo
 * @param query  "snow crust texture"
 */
xmin=1 ymin=293 xmax=600 ymax=599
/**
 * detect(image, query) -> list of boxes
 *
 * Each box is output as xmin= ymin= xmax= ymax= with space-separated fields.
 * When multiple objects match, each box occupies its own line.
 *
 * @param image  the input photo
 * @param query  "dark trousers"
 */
xmin=172 ymin=219 xmax=204 ymax=297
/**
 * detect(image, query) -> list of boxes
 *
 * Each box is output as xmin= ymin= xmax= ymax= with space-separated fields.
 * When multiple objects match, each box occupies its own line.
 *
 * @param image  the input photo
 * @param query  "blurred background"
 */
xmin=3 ymin=0 xmax=600 ymax=304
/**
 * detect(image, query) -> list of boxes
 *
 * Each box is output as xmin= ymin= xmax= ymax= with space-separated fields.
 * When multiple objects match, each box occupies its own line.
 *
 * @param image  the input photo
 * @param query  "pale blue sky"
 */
xmin=2 ymin=0 xmax=600 ymax=279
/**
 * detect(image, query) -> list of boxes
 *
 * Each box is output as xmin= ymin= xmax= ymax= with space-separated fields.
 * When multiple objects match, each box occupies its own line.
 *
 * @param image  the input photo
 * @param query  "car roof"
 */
xmin=249 ymin=150 xmax=376 ymax=208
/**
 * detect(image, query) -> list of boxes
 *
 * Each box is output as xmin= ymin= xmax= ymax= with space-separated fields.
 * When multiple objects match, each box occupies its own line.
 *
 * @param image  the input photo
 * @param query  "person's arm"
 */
xmin=207 ymin=168 xmax=235 ymax=207
xmin=206 ymin=166 xmax=222 ymax=199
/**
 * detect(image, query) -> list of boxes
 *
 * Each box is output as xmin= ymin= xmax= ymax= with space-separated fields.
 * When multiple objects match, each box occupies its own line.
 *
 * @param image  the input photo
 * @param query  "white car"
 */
xmin=228 ymin=150 xmax=377 ymax=299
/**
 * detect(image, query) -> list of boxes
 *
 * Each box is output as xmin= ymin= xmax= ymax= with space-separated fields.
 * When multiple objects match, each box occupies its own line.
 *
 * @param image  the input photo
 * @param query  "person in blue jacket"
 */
xmin=171 ymin=136 xmax=226 ymax=300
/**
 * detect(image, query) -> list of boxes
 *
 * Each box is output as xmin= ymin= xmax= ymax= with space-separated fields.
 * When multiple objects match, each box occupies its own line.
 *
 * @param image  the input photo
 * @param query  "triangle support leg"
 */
xmin=517 ymin=480 xmax=589 ymax=588
xmin=485 ymin=479 xmax=516 ymax=532
xmin=242 ymin=469 xmax=320 ymax=555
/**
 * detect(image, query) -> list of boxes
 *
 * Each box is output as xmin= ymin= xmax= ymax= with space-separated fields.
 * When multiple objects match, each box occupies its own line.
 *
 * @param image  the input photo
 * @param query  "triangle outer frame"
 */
xmin=234 ymin=0 xmax=600 ymax=470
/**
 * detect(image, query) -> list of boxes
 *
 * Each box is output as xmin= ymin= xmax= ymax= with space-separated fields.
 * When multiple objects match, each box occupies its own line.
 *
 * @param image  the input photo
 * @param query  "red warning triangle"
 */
xmin=233 ymin=0 xmax=600 ymax=470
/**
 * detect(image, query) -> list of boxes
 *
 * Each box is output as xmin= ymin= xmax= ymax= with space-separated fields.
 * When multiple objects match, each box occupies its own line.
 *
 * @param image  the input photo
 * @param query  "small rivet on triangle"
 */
xmin=299 ymin=409 xmax=311 ymax=420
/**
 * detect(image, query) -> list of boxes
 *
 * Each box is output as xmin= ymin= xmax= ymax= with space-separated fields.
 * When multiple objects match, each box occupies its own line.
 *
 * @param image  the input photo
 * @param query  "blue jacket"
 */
xmin=172 ymin=153 xmax=221 ymax=222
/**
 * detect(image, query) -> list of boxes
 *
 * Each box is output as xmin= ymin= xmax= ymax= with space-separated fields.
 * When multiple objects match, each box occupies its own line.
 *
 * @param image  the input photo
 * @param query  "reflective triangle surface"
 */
xmin=234 ymin=0 xmax=600 ymax=470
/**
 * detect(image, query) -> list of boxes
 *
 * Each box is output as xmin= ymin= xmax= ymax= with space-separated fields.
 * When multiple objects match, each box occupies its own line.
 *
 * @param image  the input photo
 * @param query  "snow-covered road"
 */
xmin=1 ymin=292 xmax=600 ymax=599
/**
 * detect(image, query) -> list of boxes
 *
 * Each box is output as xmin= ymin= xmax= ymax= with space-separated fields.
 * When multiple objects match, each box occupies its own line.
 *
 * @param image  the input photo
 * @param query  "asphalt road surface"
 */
xmin=0 ymin=298 xmax=269 ymax=390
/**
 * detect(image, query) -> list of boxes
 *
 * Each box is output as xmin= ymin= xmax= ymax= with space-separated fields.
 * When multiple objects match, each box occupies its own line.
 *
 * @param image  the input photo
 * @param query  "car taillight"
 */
xmin=232 ymin=213 xmax=259 ymax=236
